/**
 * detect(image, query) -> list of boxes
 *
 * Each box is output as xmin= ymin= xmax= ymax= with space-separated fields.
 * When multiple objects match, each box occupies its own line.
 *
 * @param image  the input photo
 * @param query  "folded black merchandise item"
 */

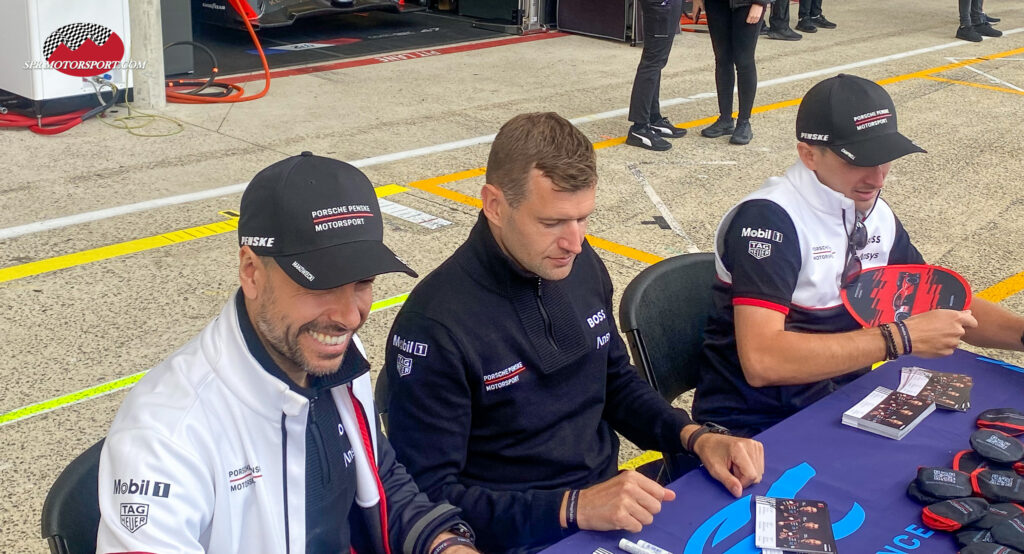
xmin=990 ymin=517 xmax=1024 ymax=550
xmin=973 ymin=469 xmax=1024 ymax=503
xmin=923 ymin=497 xmax=990 ymax=531
xmin=916 ymin=467 xmax=975 ymax=499
xmin=959 ymin=450 xmax=994 ymax=472
xmin=957 ymin=527 xmax=995 ymax=548
xmin=979 ymin=408 xmax=1024 ymax=437
xmin=960 ymin=542 xmax=1023 ymax=554
xmin=977 ymin=504 xmax=1024 ymax=530
xmin=908 ymin=481 xmax=946 ymax=505
xmin=957 ymin=450 xmax=1024 ymax=477
xmin=972 ymin=430 xmax=1024 ymax=465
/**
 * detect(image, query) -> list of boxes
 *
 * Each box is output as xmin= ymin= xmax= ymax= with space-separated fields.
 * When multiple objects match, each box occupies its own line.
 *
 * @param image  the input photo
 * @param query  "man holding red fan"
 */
xmin=692 ymin=74 xmax=1024 ymax=438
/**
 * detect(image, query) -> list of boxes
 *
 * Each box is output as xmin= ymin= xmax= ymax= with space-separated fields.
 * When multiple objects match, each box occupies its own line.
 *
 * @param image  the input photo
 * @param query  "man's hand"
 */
xmin=691 ymin=0 xmax=705 ymax=20
xmin=904 ymin=309 xmax=978 ymax=358
xmin=746 ymin=3 xmax=764 ymax=24
xmin=691 ymin=432 xmax=764 ymax=497
xmin=575 ymin=470 xmax=676 ymax=532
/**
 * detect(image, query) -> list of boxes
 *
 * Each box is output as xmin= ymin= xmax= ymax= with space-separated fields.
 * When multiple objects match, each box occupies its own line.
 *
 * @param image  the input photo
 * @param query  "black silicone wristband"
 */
xmin=430 ymin=536 xmax=474 ymax=554
xmin=894 ymin=320 xmax=912 ymax=355
xmin=566 ymin=489 xmax=581 ymax=532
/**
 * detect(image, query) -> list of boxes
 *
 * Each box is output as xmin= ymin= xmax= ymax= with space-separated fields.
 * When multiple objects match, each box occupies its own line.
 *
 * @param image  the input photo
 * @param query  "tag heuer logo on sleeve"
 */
xmin=120 ymin=502 xmax=149 ymax=533
xmin=397 ymin=354 xmax=413 ymax=377
xmin=747 ymin=240 xmax=772 ymax=260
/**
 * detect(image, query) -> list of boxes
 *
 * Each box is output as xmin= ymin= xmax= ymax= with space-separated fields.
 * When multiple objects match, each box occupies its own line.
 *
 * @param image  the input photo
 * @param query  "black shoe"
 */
xmin=760 ymin=24 xmax=769 ymax=36
xmin=650 ymin=117 xmax=687 ymax=138
xmin=956 ymin=25 xmax=983 ymax=42
xmin=701 ymin=116 xmax=735 ymax=138
xmin=730 ymin=119 xmax=753 ymax=145
xmin=767 ymin=27 xmax=802 ymax=40
xmin=974 ymin=22 xmax=1002 ymax=37
xmin=626 ymin=124 xmax=672 ymax=151
xmin=810 ymin=15 xmax=836 ymax=29
xmin=982 ymin=12 xmax=1000 ymax=23
xmin=795 ymin=18 xmax=818 ymax=33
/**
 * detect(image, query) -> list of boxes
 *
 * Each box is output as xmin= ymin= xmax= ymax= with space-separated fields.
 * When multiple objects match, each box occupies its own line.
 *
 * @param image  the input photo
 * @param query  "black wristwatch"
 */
xmin=685 ymin=422 xmax=731 ymax=454
xmin=447 ymin=522 xmax=475 ymax=541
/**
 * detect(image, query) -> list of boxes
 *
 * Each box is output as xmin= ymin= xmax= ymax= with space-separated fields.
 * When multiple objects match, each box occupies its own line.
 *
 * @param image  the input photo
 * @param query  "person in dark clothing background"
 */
xmin=794 ymin=0 xmax=836 ymax=33
xmin=383 ymin=112 xmax=764 ymax=553
xmin=692 ymin=0 xmax=771 ymax=145
xmin=955 ymin=0 xmax=1002 ymax=41
xmin=625 ymin=0 xmax=688 ymax=151
xmin=765 ymin=0 xmax=802 ymax=41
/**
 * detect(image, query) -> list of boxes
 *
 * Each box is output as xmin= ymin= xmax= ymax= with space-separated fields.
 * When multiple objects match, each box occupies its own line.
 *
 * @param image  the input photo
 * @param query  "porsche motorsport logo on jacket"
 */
xmin=483 ymin=362 xmax=526 ymax=392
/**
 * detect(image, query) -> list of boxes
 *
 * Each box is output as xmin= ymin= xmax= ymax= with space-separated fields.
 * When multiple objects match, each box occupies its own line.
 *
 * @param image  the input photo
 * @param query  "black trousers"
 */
xmin=798 ymin=0 xmax=822 ymax=19
xmin=705 ymin=0 xmax=762 ymax=120
xmin=959 ymin=0 xmax=983 ymax=26
xmin=628 ymin=0 xmax=684 ymax=124
xmin=769 ymin=0 xmax=791 ymax=30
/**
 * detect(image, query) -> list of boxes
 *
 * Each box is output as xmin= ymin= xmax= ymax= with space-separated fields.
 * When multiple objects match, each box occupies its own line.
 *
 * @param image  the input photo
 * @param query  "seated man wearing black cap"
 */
xmin=692 ymin=74 xmax=1024 ymax=438
xmin=97 ymin=152 xmax=478 ymax=554
xmin=382 ymin=112 xmax=764 ymax=554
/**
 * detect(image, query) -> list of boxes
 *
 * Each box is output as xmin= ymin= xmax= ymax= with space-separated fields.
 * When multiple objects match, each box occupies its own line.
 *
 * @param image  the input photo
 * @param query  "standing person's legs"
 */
xmin=701 ymin=0 xmax=737 ymax=137
xmin=626 ymin=0 xmax=682 ymax=150
xmin=730 ymin=5 xmax=761 ymax=144
xmin=767 ymin=0 xmax=801 ymax=40
xmin=796 ymin=0 xmax=817 ymax=32
xmin=971 ymin=0 xmax=1003 ymax=36
xmin=958 ymin=0 xmax=975 ymax=26
xmin=808 ymin=0 xmax=823 ymax=18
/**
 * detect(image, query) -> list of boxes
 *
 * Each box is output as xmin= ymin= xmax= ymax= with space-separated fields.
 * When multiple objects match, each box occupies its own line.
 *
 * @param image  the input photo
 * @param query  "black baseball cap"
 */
xmin=238 ymin=151 xmax=416 ymax=290
xmin=796 ymin=74 xmax=926 ymax=167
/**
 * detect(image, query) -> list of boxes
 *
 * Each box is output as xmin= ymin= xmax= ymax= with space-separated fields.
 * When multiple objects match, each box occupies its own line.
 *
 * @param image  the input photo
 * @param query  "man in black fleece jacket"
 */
xmin=383 ymin=112 xmax=764 ymax=553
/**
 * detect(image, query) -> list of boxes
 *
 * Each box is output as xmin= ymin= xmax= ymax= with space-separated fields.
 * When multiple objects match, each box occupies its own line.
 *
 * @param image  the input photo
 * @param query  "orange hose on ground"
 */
xmin=166 ymin=0 xmax=271 ymax=104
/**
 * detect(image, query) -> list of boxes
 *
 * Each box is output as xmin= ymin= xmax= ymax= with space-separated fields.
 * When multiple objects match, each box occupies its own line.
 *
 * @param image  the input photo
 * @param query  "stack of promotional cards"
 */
xmin=755 ymin=496 xmax=837 ymax=553
xmin=898 ymin=366 xmax=973 ymax=411
xmin=842 ymin=386 xmax=935 ymax=440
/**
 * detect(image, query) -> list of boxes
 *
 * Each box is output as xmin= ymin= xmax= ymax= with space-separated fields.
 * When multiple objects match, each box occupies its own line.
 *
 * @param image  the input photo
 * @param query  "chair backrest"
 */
xmin=41 ymin=438 xmax=105 ymax=554
xmin=374 ymin=366 xmax=391 ymax=433
xmin=618 ymin=252 xmax=716 ymax=403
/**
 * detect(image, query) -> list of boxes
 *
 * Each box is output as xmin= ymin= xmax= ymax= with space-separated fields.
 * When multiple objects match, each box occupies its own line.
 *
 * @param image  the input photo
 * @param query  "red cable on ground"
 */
xmin=166 ymin=0 xmax=271 ymax=104
xmin=0 ymin=108 xmax=91 ymax=135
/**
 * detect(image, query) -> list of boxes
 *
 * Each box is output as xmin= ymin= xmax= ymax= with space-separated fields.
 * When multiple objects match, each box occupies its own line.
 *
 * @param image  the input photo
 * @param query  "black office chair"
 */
xmin=618 ymin=252 xmax=716 ymax=480
xmin=41 ymin=438 xmax=105 ymax=554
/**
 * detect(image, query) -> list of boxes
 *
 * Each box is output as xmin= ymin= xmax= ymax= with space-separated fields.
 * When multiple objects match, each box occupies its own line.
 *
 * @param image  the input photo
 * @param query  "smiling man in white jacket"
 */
xmin=97 ymin=152 xmax=478 ymax=554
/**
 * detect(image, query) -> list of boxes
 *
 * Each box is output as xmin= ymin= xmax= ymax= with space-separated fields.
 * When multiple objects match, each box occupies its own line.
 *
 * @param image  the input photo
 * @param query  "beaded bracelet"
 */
xmin=879 ymin=324 xmax=899 ymax=360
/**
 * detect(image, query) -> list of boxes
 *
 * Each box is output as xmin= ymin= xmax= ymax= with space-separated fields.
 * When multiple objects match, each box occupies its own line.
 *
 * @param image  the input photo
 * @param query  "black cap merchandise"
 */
xmin=238 ymin=151 xmax=416 ymax=290
xmin=972 ymin=430 xmax=1024 ymax=465
xmin=979 ymin=409 xmax=1024 ymax=437
xmin=795 ymin=74 xmax=926 ymax=167
xmin=922 ymin=497 xmax=990 ymax=531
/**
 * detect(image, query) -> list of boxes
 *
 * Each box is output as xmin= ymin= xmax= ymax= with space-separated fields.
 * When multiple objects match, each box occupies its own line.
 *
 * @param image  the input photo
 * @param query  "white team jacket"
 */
xmin=97 ymin=293 xmax=403 ymax=553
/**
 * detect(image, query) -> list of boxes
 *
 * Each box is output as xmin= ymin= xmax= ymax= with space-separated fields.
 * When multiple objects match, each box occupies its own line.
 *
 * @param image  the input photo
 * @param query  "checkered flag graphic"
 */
xmin=43 ymin=23 xmax=114 ymax=59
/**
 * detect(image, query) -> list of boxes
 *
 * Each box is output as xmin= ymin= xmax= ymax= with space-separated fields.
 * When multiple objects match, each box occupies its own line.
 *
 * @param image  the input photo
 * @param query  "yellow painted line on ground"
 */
xmin=0 ymin=186 xmax=408 ymax=285
xmin=586 ymin=235 xmax=664 ymax=265
xmin=0 ymin=216 xmax=240 ymax=284
xmin=918 ymin=75 xmax=1024 ymax=96
xmin=403 ymin=168 xmax=486 ymax=209
xmin=0 ymin=293 xmax=410 ymax=427
xmin=978 ymin=270 xmax=1024 ymax=303
xmin=882 ymin=46 xmax=1024 ymax=86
